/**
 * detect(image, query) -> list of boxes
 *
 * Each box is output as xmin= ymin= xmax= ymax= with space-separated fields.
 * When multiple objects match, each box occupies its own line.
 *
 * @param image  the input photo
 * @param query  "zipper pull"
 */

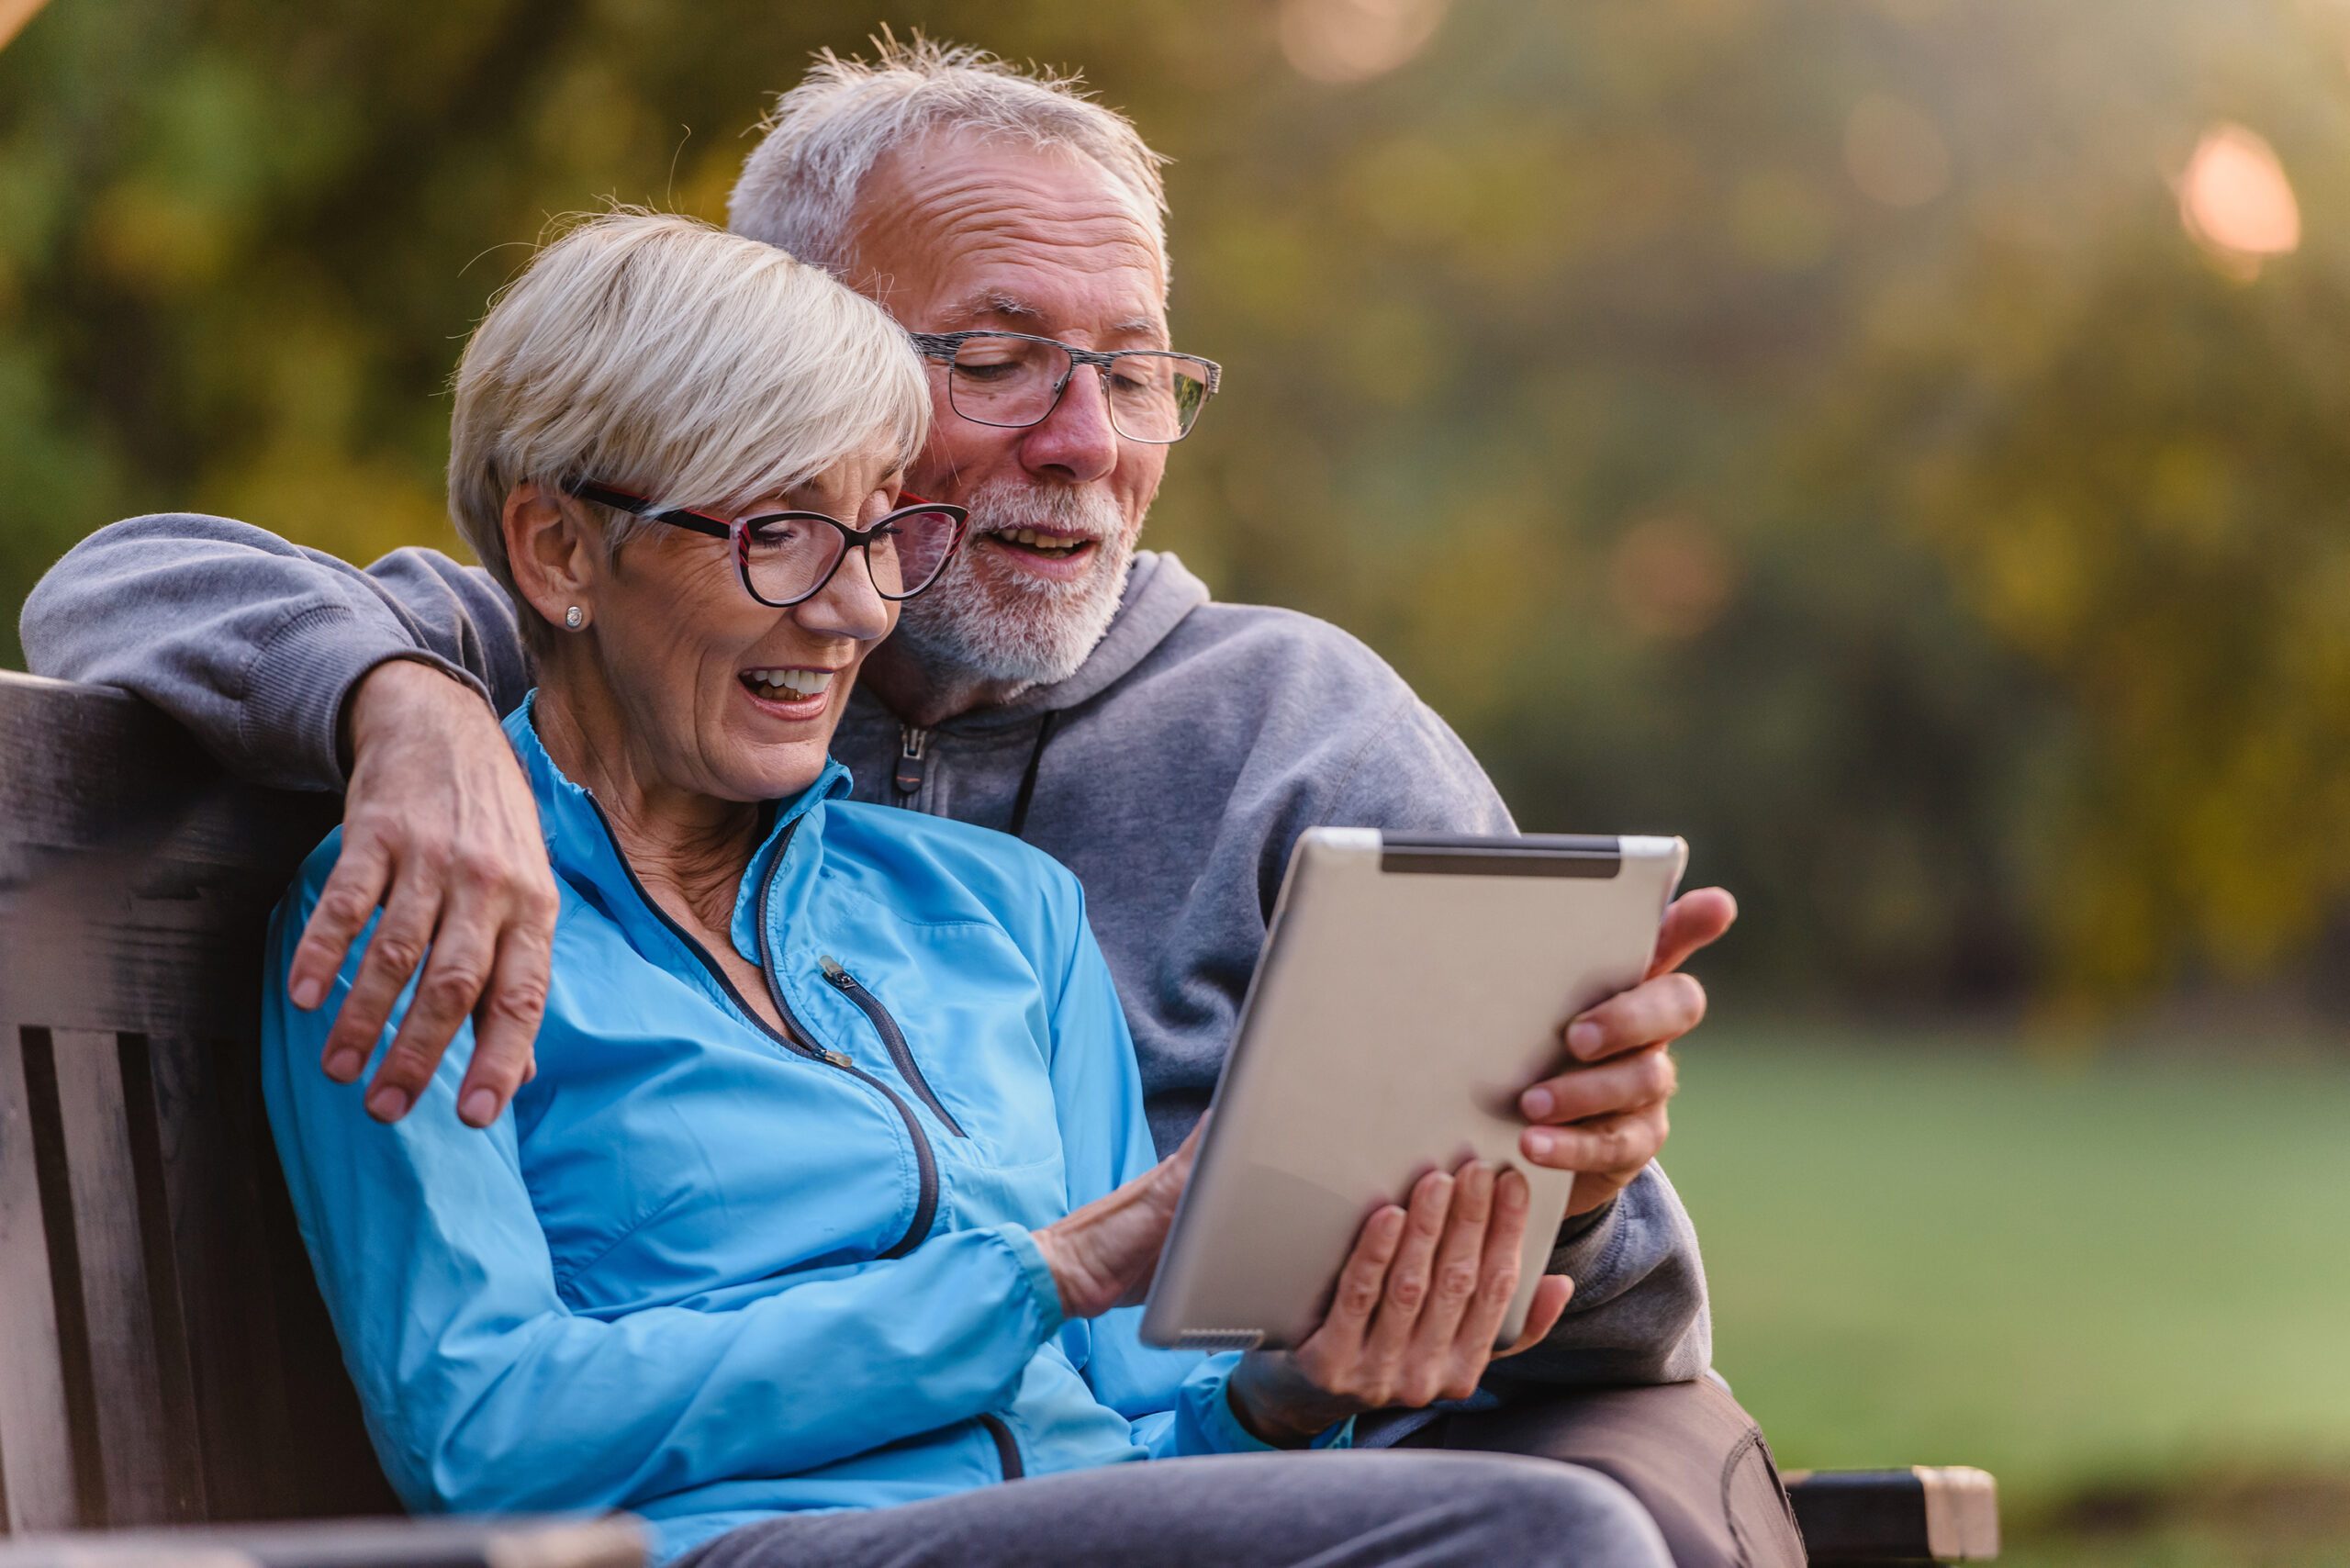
xmin=893 ymin=725 xmax=930 ymax=798
xmin=810 ymin=958 xmax=854 ymax=1058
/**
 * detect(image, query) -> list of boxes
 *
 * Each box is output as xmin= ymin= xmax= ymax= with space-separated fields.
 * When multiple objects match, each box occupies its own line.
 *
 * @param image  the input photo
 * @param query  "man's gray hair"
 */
xmin=729 ymin=33 xmax=1170 ymax=286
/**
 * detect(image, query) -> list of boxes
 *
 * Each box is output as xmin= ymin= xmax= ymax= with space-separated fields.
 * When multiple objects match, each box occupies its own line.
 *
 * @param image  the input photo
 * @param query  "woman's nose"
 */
xmin=792 ymin=547 xmax=895 ymax=643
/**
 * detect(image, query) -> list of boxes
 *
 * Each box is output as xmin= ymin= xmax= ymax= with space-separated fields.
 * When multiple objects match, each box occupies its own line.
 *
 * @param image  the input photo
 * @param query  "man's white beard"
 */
xmin=890 ymin=477 xmax=1137 ymax=696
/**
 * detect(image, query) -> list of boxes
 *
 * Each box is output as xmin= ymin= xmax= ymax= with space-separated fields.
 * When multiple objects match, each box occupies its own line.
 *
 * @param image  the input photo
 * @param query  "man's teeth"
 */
xmin=744 ymin=668 xmax=834 ymax=700
xmin=997 ymin=529 xmax=1085 ymax=554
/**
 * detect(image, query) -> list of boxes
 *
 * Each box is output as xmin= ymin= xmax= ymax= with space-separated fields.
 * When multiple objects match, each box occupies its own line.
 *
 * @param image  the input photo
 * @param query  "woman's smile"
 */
xmin=737 ymin=664 xmax=841 ymax=722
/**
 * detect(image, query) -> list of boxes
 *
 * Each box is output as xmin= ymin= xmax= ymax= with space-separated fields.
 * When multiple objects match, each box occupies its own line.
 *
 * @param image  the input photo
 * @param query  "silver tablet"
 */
xmin=1141 ymin=828 xmax=1688 ymax=1352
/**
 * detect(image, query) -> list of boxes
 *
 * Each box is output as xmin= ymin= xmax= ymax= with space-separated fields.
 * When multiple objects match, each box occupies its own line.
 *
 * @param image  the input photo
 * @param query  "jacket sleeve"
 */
xmin=1037 ymin=880 xmax=1350 ymax=1457
xmin=1323 ymin=689 xmax=1715 ymax=1387
xmin=261 ymin=845 xmax=1068 ymax=1514
xmin=20 ymin=512 xmax=531 ymax=791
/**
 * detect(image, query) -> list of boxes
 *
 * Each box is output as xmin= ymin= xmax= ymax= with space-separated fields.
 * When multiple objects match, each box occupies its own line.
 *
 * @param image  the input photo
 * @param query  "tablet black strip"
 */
xmin=1379 ymin=833 xmax=1621 ymax=878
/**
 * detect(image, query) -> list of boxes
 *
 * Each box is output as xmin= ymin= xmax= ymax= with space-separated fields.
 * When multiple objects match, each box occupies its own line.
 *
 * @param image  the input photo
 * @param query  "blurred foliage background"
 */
xmin=10 ymin=0 xmax=2350 ymax=1018
xmin=6 ymin=1 xmax=2350 ymax=1558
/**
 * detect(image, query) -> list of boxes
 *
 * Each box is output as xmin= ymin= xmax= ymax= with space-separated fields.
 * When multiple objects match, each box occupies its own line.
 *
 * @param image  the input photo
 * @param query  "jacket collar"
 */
xmin=505 ymin=693 xmax=852 ymax=964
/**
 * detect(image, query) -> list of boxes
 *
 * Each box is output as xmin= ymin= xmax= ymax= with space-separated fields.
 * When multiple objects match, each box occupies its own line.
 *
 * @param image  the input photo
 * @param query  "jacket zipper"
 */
xmin=892 ymin=725 xmax=931 ymax=801
xmin=819 ymin=957 xmax=968 ymax=1137
xmin=978 ymin=1413 xmax=1024 ymax=1481
xmin=580 ymin=796 xmax=941 ymax=1259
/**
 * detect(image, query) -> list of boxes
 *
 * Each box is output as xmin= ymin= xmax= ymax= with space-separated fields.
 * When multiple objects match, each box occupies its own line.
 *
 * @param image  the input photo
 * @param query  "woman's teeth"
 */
xmin=744 ymin=668 xmax=833 ymax=700
xmin=997 ymin=529 xmax=1085 ymax=555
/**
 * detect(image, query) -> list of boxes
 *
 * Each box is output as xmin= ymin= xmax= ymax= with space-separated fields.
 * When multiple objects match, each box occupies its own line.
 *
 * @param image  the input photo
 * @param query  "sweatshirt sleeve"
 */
xmin=1322 ymin=689 xmax=1714 ymax=1387
xmin=1038 ymin=879 xmax=1351 ymax=1456
xmin=20 ymin=512 xmax=530 ymax=791
xmin=262 ymin=846 xmax=1065 ymax=1514
xmin=1497 ymin=1166 xmax=1712 ymax=1386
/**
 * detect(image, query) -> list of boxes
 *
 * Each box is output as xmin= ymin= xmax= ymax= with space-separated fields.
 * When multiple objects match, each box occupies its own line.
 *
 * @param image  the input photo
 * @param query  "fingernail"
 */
xmin=1568 ymin=1022 xmax=1604 ymax=1057
xmin=1521 ymin=1087 xmax=1555 ymax=1119
xmin=1525 ymin=1129 xmax=1555 ymax=1159
xmin=365 ymin=1086 xmax=410 ymax=1122
xmin=460 ymin=1089 xmax=500 ymax=1127
xmin=325 ymin=1050 xmax=364 ymax=1083
xmin=291 ymin=977 xmax=324 ymax=1010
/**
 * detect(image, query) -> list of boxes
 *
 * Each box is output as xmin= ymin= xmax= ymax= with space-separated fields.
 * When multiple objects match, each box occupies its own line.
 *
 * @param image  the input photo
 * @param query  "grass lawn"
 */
xmin=1662 ymin=1027 xmax=2350 ymax=1563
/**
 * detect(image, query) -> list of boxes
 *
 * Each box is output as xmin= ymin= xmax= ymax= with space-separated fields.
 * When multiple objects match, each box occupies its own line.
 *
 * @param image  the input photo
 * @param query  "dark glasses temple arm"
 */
xmin=565 ymin=478 xmax=730 ymax=540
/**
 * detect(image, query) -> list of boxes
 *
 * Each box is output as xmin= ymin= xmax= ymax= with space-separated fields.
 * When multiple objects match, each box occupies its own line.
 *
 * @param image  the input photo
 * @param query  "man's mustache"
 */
xmin=960 ymin=482 xmax=1123 ymax=545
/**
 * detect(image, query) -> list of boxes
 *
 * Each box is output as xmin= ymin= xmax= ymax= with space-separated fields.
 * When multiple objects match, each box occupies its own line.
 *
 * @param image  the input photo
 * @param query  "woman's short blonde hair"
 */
xmin=447 ymin=210 xmax=929 ymax=641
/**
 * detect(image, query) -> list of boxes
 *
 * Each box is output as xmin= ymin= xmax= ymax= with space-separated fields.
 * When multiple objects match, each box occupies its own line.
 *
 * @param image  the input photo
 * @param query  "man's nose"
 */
xmin=793 ymin=547 xmax=895 ymax=643
xmin=1019 ymin=364 xmax=1121 ymax=485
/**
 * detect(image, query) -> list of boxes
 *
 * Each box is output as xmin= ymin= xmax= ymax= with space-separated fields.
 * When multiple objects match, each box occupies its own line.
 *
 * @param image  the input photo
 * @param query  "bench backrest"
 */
xmin=0 ymin=671 xmax=396 ymax=1532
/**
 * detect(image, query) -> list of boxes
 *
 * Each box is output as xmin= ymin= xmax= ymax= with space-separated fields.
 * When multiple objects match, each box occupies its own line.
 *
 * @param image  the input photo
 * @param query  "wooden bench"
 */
xmin=0 ymin=669 xmax=1995 ymax=1564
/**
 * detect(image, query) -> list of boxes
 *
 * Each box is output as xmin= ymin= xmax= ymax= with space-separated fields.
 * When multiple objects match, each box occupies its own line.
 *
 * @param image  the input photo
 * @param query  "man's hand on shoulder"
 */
xmin=1514 ymin=889 xmax=1735 ymax=1216
xmin=287 ymin=658 xmax=555 ymax=1127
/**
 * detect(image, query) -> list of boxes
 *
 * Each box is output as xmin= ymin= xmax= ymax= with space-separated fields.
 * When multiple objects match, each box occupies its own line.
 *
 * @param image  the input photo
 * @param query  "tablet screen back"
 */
xmin=1141 ymin=828 xmax=1686 ymax=1351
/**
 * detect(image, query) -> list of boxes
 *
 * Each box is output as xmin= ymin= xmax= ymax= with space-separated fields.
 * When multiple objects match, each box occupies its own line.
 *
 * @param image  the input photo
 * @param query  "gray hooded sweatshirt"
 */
xmin=21 ymin=515 xmax=1711 ymax=1392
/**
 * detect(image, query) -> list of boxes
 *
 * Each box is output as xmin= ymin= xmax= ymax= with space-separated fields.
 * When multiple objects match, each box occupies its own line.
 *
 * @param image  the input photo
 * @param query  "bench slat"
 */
xmin=146 ymin=1034 xmax=296 ymax=1523
xmin=0 ymin=1026 xmax=76 ymax=1533
xmin=47 ymin=1029 xmax=204 ymax=1526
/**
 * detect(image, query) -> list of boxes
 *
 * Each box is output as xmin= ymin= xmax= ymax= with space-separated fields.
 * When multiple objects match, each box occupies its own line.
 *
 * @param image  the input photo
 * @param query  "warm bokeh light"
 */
xmin=2178 ymin=122 xmax=2300 ymax=274
xmin=0 ymin=0 xmax=48 ymax=53
xmin=1278 ymin=0 xmax=1448 ymax=84
xmin=1843 ymin=94 xmax=1952 ymax=207
xmin=1610 ymin=513 xmax=1735 ymax=641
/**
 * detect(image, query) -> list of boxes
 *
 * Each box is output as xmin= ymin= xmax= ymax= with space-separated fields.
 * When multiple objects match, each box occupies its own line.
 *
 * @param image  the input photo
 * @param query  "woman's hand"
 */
xmin=1225 ymin=1161 xmax=1573 ymax=1447
xmin=1032 ymin=1122 xmax=1203 ymax=1320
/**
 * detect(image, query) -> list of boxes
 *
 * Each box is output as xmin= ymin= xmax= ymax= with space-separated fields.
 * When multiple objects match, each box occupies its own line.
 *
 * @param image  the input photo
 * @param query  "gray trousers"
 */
xmin=675 ymin=1449 xmax=1673 ymax=1568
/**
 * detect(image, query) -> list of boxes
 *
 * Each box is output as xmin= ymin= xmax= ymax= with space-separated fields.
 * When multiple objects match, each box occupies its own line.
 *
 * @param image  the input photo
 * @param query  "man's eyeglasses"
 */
xmin=908 ymin=330 xmax=1222 ymax=444
xmin=563 ymin=480 xmax=970 ymax=609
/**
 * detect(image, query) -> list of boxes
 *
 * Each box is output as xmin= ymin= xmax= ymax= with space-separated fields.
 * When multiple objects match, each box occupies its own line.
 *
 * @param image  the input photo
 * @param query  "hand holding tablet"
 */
xmin=1142 ymin=829 xmax=1692 ymax=1355
xmin=1220 ymin=1159 xmax=1579 ymax=1445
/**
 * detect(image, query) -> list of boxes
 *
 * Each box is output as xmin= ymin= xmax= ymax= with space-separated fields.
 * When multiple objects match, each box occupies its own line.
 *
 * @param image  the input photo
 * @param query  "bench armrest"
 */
xmin=0 ymin=1517 xmax=646 ymax=1568
xmin=1785 ymin=1467 xmax=2000 ymax=1562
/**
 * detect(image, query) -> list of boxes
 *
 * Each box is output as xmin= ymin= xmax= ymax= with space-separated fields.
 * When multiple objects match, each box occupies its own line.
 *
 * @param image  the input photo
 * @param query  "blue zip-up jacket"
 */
xmin=263 ymin=700 xmax=1342 ymax=1563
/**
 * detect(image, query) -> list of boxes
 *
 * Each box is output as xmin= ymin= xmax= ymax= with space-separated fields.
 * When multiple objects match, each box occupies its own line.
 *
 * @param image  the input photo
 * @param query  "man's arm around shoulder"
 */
xmin=23 ymin=511 xmax=552 ymax=1129
xmin=21 ymin=511 xmax=529 ymax=790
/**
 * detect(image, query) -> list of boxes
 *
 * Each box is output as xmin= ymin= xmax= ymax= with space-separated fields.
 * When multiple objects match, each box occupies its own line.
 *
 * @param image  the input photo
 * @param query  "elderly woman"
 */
xmin=263 ymin=213 xmax=1667 ymax=1568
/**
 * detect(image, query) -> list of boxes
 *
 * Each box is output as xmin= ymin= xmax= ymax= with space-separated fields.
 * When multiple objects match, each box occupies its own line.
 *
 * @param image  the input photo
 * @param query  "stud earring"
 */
xmin=564 ymin=606 xmax=585 ymax=631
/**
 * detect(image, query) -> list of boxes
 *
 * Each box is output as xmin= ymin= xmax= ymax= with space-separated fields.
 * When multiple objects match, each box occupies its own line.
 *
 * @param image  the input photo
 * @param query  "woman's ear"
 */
xmin=503 ymin=482 xmax=599 ymax=630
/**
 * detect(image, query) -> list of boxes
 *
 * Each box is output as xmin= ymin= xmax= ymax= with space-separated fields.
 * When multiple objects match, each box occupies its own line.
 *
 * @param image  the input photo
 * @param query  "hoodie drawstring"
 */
xmin=1007 ymin=711 xmax=1058 ymax=841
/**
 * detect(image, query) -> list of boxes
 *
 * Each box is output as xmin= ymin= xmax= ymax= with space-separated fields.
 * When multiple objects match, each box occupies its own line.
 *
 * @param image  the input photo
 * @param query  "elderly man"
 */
xmin=23 ymin=39 xmax=1801 ymax=1568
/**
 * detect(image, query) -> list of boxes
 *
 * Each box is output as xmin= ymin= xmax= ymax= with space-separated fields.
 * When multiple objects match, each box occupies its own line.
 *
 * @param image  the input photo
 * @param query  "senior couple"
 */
xmin=25 ymin=40 xmax=1802 ymax=1568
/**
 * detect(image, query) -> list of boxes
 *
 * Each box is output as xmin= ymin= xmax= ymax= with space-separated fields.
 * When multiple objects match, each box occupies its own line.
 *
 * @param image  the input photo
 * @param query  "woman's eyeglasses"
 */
xmin=564 ymin=480 xmax=970 ymax=610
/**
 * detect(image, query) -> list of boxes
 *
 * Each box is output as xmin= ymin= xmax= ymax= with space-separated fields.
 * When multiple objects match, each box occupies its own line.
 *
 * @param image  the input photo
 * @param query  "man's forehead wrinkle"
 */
xmin=852 ymin=144 xmax=1171 ymax=333
xmin=944 ymin=289 xmax=1048 ymax=326
xmin=915 ymin=226 xmax=1167 ymax=332
xmin=863 ymin=148 xmax=1158 ymax=254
